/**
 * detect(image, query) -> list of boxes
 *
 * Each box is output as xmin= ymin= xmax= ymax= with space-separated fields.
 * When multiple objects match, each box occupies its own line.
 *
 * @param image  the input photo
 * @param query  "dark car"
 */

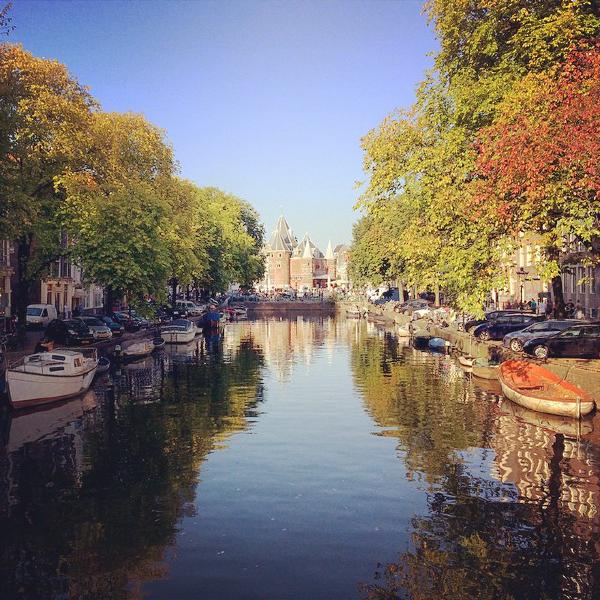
xmin=112 ymin=311 xmax=147 ymax=332
xmin=503 ymin=319 xmax=579 ymax=352
xmin=99 ymin=315 xmax=125 ymax=336
xmin=462 ymin=310 xmax=538 ymax=333
xmin=42 ymin=319 xmax=95 ymax=346
xmin=473 ymin=313 xmax=544 ymax=341
xmin=374 ymin=288 xmax=400 ymax=305
xmin=523 ymin=323 xmax=600 ymax=359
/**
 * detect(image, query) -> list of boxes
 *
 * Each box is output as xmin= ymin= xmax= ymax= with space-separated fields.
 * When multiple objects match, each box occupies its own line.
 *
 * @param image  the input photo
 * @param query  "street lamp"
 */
xmin=516 ymin=267 xmax=529 ymax=306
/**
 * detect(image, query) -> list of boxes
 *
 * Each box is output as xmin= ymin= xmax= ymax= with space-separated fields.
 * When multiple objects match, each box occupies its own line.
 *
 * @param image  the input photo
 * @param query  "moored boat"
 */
xmin=471 ymin=358 xmax=499 ymax=380
xmin=428 ymin=337 xmax=450 ymax=351
xmin=161 ymin=319 xmax=196 ymax=344
xmin=6 ymin=349 xmax=98 ymax=410
xmin=120 ymin=339 xmax=155 ymax=360
xmin=458 ymin=355 xmax=475 ymax=368
xmin=498 ymin=360 xmax=595 ymax=418
xmin=96 ymin=356 xmax=111 ymax=374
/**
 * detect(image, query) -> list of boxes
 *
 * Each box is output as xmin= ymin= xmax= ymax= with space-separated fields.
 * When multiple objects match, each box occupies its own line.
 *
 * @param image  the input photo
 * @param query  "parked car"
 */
xmin=373 ymin=288 xmax=400 ymax=305
xmin=112 ymin=311 xmax=149 ymax=331
xmin=76 ymin=316 xmax=113 ymax=340
xmin=175 ymin=300 xmax=203 ymax=316
xmin=503 ymin=320 xmax=580 ymax=352
xmin=462 ymin=310 xmax=538 ymax=333
xmin=42 ymin=319 xmax=95 ymax=346
xmin=523 ymin=323 xmax=600 ymax=359
xmin=398 ymin=300 xmax=431 ymax=315
xmin=26 ymin=304 xmax=57 ymax=328
xmin=112 ymin=312 xmax=142 ymax=332
xmin=99 ymin=315 xmax=125 ymax=336
xmin=473 ymin=313 xmax=544 ymax=341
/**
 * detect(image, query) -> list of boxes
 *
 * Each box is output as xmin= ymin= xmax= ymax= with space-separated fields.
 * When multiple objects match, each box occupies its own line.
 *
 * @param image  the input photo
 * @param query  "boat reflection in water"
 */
xmin=0 ymin=317 xmax=599 ymax=600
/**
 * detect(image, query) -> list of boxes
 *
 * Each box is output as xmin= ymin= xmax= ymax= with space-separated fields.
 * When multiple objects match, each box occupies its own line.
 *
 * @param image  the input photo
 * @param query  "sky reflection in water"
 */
xmin=1 ymin=317 xmax=599 ymax=599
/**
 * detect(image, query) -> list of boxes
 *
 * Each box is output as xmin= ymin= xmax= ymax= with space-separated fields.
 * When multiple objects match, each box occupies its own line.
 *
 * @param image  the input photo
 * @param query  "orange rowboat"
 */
xmin=498 ymin=360 xmax=595 ymax=418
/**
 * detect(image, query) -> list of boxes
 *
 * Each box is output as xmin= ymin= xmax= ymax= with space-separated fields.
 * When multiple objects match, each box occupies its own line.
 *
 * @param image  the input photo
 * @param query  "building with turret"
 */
xmin=260 ymin=215 xmax=349 ymax=291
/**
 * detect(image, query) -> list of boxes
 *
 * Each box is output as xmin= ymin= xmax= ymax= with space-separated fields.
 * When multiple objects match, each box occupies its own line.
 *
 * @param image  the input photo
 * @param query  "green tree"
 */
xmin=0 ymin=43 xmax=95 ymax=325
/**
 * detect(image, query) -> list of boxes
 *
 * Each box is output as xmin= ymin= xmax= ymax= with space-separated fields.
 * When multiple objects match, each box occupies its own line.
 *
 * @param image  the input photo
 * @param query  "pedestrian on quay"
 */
xmin=538 ymin=297 xmax=546 ymax=315
xmin=565 ymin=299 xmax=575 ymax=318
xmin=575 ymin=302 xmax=586 ymax=320
xmin=528 ymin=298 xmax=537 ymax=313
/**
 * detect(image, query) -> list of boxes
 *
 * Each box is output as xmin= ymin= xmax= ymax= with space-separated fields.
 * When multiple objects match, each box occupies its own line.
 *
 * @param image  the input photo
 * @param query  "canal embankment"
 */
xmin=338 ymin=300 xmax=600 ymax=399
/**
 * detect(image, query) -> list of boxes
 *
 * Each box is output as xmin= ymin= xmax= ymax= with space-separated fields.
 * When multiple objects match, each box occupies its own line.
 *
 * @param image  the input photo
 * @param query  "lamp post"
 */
xmin=516 ymin=267 xmax=529 ymax=307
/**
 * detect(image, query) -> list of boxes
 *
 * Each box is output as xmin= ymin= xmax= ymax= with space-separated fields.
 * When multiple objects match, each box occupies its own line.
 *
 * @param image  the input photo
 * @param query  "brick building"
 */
xmin=260 ymin=215 xmax=348 ymax=291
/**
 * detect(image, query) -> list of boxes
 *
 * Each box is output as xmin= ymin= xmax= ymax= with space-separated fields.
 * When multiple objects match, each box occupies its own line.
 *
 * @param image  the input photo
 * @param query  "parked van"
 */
xmin=26 ymin=304 xmax=58 ymax=328
xmin=174 ymin=300 xmax=203 ymax=316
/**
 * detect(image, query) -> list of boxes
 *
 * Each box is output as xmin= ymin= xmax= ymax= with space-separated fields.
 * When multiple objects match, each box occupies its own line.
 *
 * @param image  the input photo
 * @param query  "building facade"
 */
xmin=260 ymin=215 xmax=349 ymax=291
xmin=0 ymin=240 xmax=14 ymax=330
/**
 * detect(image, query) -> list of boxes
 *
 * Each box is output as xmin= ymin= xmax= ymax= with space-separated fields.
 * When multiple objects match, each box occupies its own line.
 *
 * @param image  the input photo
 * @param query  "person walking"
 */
xmin=529 ymin=298 xmax=537 ymax=313
xmin=575 ymin=302 xmax=586 ymax=320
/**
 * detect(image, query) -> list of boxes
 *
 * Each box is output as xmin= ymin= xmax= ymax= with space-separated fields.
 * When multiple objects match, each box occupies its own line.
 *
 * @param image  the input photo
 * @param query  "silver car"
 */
xmin=503 ymin=319 xmax=580 ymax=352
xmin=77 ymin=316 xmax=113 ymax=340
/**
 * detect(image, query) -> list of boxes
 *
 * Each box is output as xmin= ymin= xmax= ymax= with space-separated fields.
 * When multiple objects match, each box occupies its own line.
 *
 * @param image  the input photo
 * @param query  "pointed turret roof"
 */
xmin=267 ymin=214 xmax=297 ymax=252
xmin=293 ymin=233 xmax=324 ymax=259
xmin=325 ymin=240 xmax=334 ymax=260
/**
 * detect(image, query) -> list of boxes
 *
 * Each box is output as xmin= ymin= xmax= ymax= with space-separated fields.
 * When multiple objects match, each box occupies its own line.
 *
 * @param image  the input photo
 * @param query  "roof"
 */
xmin=292 ymin=233 xmax=323 ymax=259
xmin=265 ymin=215 xmax=297 ymax=253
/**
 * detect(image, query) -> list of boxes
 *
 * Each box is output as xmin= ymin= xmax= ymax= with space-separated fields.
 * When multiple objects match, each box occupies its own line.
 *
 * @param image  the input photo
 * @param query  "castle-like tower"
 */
xmin=260 ymin=215 xmax=349 ymax=291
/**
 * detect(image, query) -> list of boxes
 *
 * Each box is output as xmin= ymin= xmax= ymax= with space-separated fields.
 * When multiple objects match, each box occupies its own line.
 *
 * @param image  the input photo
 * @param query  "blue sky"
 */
xmin=10 ymin=0 xmax=436 ymax=250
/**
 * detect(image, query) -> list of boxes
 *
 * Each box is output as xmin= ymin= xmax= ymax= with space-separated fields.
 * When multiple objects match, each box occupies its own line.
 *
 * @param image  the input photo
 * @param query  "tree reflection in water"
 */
xmin=351 ymin=322 xmax=600 ymax=600
xmin=0 ymin=331 xmax=264 ymax=600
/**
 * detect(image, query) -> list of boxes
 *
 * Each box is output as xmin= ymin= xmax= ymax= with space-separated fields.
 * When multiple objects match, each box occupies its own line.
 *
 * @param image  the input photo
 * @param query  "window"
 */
xmin=559 ymin=328 xmax=583 ymax=338
xmin=49 ymin=366 xmax=65 ymax=372
xmin=582 ymin=326 xmax=600 ymax=337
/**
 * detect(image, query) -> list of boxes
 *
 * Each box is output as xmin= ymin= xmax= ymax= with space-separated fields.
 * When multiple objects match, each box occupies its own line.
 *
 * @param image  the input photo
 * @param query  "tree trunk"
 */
xmin=551 ymin=275 xmax=565 ymax=318
xmin=434 ymin=282 xmax=440 ymax=306
xmin=170 ymin=278 xmax=178 ymax=305
xmin=104 ymin=285 xmax=114 ymax=315
xmin=14 ymin=234 xmax=33 ymax=329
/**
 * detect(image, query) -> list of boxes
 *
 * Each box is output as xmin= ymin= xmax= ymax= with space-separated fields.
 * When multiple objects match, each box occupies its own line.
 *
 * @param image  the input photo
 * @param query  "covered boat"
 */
xmin=120 ymin=339 xmax=155 ymax=360
xmin=471 ymin=358 xmax=499 ymax=380
xmin=6 ymin=349 xmax=98 ymax=410
xmin=428 ymin=337 xmax=450 ymax=352
xmin=498 ymin=360 xmax=595 ymax=418
xmin=161 ymin=319 xmax=196 ymax=344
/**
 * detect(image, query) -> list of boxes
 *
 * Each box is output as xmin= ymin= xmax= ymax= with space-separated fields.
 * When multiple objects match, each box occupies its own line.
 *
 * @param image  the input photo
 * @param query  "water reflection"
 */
xmin=352 ymin=323 xmax=600 ymax=600
xmin=0 ymin=327 xmax=265 ymax=599
xmin=0 ymin=318 xmax=598 ymax=599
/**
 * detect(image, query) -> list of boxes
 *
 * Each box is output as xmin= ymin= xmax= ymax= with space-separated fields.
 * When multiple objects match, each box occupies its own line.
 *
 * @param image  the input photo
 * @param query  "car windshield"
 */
xmin=66 ymin=321 xmax=87 ymax=332
xmin=84 ymin=318 xmax=103 ymax=326
xmin=27 ymin=307 xmax=43 ymax=316
xmin=525 ymin=322 xmax=547 ymax=331
xmin=102 ymin=317 xmax=115 ymax=324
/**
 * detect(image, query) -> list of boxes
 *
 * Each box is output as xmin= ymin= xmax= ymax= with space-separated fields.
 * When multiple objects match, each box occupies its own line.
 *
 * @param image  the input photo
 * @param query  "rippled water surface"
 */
xmin=1 ymin=317 xmax=600 ymax=599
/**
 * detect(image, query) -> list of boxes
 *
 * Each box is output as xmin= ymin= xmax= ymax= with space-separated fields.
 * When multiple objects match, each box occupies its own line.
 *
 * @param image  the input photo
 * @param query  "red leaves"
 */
xmin=475 ymin=39 xmax=600 ymax=224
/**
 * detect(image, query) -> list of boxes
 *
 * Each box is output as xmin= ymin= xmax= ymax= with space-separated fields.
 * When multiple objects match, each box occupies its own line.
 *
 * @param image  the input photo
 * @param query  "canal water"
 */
xmin=1 ymin=316 xmax=599 ymax=599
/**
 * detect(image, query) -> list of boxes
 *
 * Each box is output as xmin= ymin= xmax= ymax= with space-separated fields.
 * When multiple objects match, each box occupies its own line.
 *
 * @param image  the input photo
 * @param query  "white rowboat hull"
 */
xmin=498 ymin=375 xmax=594 ymax=418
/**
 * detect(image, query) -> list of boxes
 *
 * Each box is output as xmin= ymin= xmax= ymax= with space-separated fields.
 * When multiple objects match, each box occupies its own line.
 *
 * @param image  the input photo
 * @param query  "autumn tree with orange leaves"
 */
xmin=476 ymin=41 xmax=600 ymax=315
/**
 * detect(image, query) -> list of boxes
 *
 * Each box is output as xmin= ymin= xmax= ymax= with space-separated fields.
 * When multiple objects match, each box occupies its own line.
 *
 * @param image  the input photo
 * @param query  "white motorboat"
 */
xmin=161 ymin=319 xmax=196 ymax=344
xmin=6 ymin=349 xmax=98 ymax=410
xmin=120 ymin=339 xmax=155 ymax=360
